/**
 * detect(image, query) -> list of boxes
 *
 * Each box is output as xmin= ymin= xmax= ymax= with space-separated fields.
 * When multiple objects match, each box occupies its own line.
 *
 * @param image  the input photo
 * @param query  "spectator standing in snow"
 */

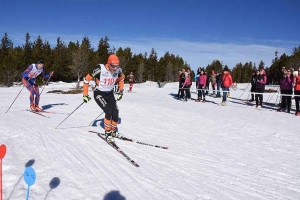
xmin=218 ymin=66 xmax=232 ymax=106
xmin=195 ymin=68 xmax=207 ymax=102
xmin=254 ymin=69 xmax=267 ymax=108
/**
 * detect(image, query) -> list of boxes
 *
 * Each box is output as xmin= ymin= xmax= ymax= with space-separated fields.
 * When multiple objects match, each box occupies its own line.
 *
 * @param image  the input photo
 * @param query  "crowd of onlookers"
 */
xmin=249 ymin=66 xmax=300 ymax=116
xmin=176 ymin=66 xmax=232 ymax=105
xmin=176 ymin=66 xmax=300 ymax=116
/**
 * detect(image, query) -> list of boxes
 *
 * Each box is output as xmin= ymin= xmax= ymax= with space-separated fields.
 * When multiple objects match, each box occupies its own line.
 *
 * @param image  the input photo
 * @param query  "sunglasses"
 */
xmin=110 ymin=64 xmax=119 ymax=68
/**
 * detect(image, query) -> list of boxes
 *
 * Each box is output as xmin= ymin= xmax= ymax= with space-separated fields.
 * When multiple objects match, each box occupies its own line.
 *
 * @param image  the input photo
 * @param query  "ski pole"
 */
xmin=40 ymin=71 xmax=53 ymax=95
xmin=88 ymin=111 xmax=104 ymax=126
xmin=5 ymin=85 xmax=25 ymax=113
xmin=54 ymin=102 xmax=84 ymax=129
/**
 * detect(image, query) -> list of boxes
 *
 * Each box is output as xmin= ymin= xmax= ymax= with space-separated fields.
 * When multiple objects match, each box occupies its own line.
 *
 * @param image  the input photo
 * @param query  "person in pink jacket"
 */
xmin=195 ymin=69 xmax=207 ymax=102
xmin=182 ymin=71 xmax=192 ymax=101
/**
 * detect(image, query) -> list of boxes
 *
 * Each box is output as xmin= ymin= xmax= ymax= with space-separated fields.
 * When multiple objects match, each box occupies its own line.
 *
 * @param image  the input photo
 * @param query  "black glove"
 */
xmin=117 ymin=90 xmax=123 ymax=101
xmin=83 ymin=95 xmax=91 ymax=103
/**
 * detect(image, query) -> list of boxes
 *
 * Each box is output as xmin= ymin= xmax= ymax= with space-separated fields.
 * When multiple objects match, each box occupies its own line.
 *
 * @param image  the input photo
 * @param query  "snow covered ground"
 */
xmin=1 ymin=81 xmax=300 ymax=200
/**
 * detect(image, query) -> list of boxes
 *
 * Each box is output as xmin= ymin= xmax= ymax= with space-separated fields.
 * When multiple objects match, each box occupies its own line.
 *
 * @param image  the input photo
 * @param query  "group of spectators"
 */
xmin=176 ymin=66 xmax=232 ymax=105
xmin=176 ymin=66 xmax=300 ymax=116
xmin=249 ymin=66 xmax=300 ymax=116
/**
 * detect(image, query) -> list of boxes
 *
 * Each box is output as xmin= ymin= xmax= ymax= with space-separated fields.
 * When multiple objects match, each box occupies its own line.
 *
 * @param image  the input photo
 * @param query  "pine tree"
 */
xmin=95 ymin=36 xmax=110 ymax=66
xmin=23 ymin=32 xmax=32 ymax=67
xmin=0 ymin=33 xmax=17 ymax=86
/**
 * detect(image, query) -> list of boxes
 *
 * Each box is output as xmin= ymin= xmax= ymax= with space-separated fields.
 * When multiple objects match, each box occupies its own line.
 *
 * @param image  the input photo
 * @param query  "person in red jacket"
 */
xmin=127 ymin=71 xmax=135 ymax=92
xmin=294 ymin=67 xmax=300 ymax=116
xmin=219 ymin=66 xmax=232 ymax=106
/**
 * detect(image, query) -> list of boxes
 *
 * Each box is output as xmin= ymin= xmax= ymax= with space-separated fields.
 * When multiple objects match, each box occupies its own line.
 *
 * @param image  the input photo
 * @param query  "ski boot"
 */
xmin=35 ymin=104 xmax=43 ymax=112
xmin=30 ymin=103 xmax=36 ymax=111
xmin=112 ymin=130 xmax=123 ymax=139
xmin=105 ymin=131 xmax=114 ymax=143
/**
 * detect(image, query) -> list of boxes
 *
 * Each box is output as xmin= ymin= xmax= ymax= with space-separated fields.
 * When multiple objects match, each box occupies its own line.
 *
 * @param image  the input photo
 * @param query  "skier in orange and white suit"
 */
xmin=83 ymin=54 xmax=125 ymax=143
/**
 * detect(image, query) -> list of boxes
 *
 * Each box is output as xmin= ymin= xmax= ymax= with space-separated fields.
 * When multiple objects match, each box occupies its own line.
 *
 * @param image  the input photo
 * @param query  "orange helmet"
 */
xmin=107 ymin=54 xmax=120 ymax=65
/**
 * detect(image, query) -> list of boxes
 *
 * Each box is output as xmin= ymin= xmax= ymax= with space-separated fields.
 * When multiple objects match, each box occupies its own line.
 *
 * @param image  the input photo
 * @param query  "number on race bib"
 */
xmin=103 ymin=78 xmax=115 ymax=85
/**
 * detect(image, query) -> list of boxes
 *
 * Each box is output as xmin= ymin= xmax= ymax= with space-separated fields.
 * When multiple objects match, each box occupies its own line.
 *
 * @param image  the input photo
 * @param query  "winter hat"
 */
xmin=107 ymin=54 xmax=120 ymax=65
xmin=223 ymin=66 xmax=229 ymax=71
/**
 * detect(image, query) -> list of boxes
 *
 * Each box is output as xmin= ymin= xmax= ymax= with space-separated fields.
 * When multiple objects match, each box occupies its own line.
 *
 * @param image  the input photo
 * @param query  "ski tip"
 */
xmin=163 ymin=147 xmax=169 ymax=149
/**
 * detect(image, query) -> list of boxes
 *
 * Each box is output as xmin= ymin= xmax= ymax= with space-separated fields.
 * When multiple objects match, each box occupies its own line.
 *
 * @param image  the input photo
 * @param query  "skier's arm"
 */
xmin=42 ymin=68 xmax=53 ymax=79
xmin=116 ymin=72 xmax=125 ymax=91
xmin=21 ymin=65 xmax=33 ymax=78
xmin=83 ymin=65 xmax=101 ymax=96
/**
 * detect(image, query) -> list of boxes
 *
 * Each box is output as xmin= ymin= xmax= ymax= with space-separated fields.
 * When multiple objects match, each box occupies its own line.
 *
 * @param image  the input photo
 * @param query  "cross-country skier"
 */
xmin=127 ymin=71 xmax=135 ymax=92
xmin=83 ymin=54 xmax=125 ymax=143
xmin=21 ymin=60 xmax=53 ymax=112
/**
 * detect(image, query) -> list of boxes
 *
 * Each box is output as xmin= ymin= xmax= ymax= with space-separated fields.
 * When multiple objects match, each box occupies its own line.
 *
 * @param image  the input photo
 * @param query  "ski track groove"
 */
xmin=155 ymin=139 xmax=297 ymax=199
xmin=40 ymin=133 xmax=115 ymax=199
xmin=65 ymin=139 xmax=114 ymax=195
xmin=81 ymin=133 xmax=160 ymax=200
xmin=101 ymin=137 xmax=182 ymax=199
xmin=86 ymin=132 xmax=189 ymax=200
xmin=84 ymin=139 xmax=143 ymax=199
xmin=100 ymin=147 xmax=161 ymax=200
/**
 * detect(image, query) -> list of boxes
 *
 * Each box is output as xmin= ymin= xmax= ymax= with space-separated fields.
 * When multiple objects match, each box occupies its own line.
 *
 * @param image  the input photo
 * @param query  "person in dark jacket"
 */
xmin=278 ymin=68 xmax=293 ymax=113
xmin=215 ymin=71 xmax=222 ymax=98
xmin=249 ymin=71 xmax=258 ymax=101
xmin=254 ymin=69 xmax=267 ymax=108
xmin=195 ymin=67 xmax=201 ymax=90
xmin=176 ymin=70 xmax=183 ymax=98
xmin=205 ymin=72 xmax=211 ymax=95
xmin=179 ymin=69 xmax=186 ymax=98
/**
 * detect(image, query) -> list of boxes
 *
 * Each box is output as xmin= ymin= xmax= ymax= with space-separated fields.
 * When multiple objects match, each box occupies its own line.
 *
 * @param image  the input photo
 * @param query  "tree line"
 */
xmin=203 ymin=47 xmax=300 ymax=84
xmin=0 ymin=32 xmax=191 ymax=86
xmin=0 ymin=32 xmax=299 ymax=86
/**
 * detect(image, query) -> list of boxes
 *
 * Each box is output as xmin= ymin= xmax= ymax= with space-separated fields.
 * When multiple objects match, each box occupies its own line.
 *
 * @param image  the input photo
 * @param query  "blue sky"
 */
xmin=1 ymin=0 xmax=300 ymax=71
